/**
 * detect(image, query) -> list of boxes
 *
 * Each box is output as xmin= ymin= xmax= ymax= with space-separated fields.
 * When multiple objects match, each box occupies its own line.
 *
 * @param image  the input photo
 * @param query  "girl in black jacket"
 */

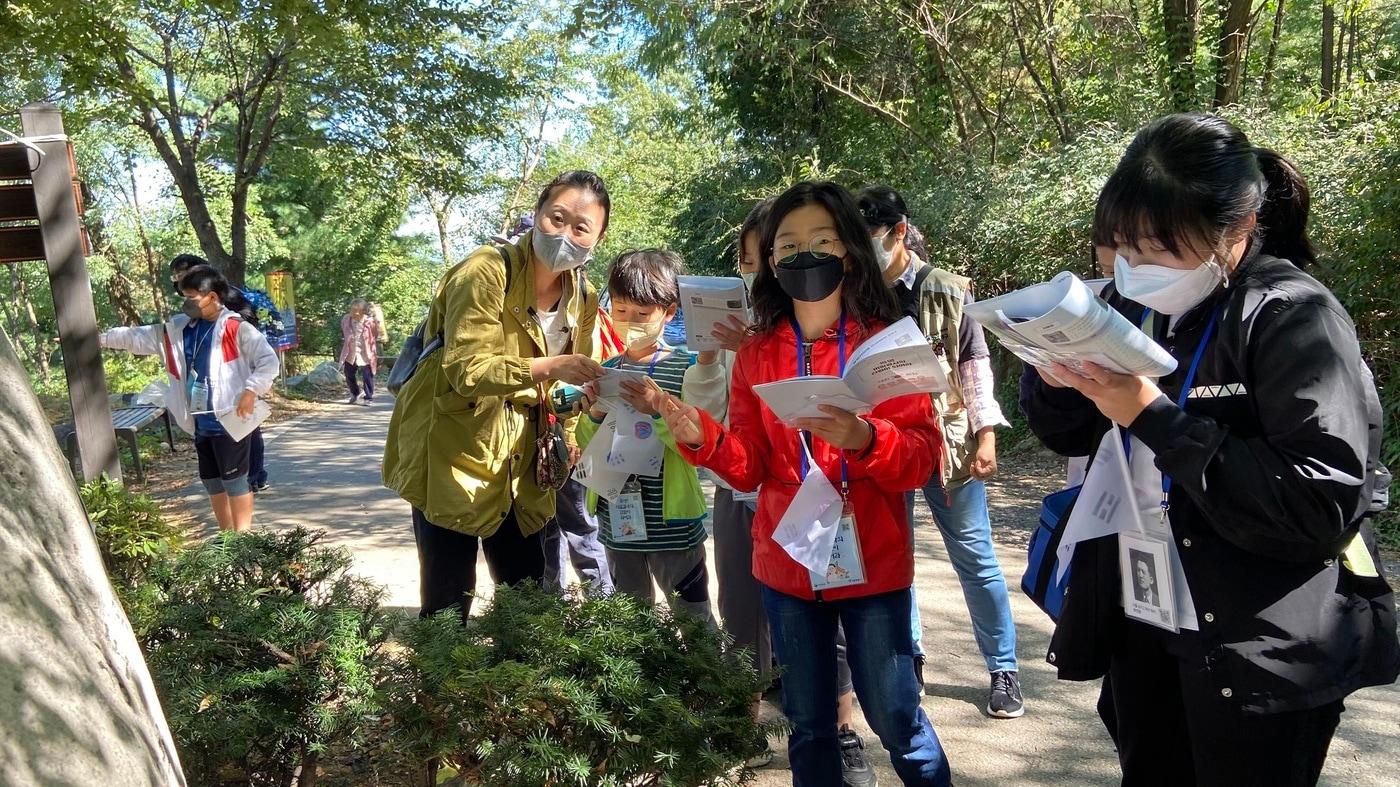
xmin=1020 ymin=113 xmax=1398 ymax=785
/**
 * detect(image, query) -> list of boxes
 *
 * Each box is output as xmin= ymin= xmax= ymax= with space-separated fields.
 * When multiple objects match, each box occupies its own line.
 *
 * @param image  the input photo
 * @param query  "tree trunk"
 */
xmin=1333 ymin=3 xmax=1348 ymax=93
xmin=1346 ymin=7 xmax=1357 ymax=82
xmin=125 ymin=154 xmax=168 ymax=315
xmin=295 ymin=747 xmax=320 ymax=787
xmin=9 ymin=265 xmax=52 ymax=382
xmin=1212 ymin=0 xmax=1253 ymax=107
xmin=1261 ymin=0 xmax=1286 ymax=95
xmin=1008 ymin=0 xmax=1072 ymax=143
xmin=228 ymin=180 xmax=251 ymax=288
xmin=0 ymin=325 xmax=187 ymax=785
xmin=1321 ymin=1 xmax=1336 ymax=102
xmin=1162 ymin=0 xmax=1200 ymax=110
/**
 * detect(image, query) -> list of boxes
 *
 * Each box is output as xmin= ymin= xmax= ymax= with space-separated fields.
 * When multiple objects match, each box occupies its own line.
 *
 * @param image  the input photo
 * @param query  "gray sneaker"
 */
xmin=838 ymin=725 xmax=877 ymax=787
xmin=987 ymin=670 xmax=1025 ymax=718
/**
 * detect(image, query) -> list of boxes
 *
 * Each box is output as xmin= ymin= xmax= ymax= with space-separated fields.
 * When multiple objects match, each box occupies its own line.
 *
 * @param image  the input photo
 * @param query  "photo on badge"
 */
xmin=1118 ymin=531 xmax=1178 ymax=632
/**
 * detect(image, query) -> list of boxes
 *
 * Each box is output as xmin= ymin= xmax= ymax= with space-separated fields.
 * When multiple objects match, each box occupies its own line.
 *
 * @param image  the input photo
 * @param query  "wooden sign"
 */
xmin=0 ymin=137 xmax=89 ymax=264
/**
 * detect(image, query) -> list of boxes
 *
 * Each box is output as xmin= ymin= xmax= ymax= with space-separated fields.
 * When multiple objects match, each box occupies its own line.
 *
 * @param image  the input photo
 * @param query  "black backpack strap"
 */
xmin=912 ymin=263 xmax=936 ymax=293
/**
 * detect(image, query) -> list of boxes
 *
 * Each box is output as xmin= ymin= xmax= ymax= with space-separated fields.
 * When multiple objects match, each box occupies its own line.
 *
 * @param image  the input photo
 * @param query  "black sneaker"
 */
xmin=914 ymin=655 xmax=927 ymax=697
xmin=987 ymin=670 xmax=1025 ymax=718
xmin=251 ymin=479 xmax=269 ymax=493
xmin=838 ymin=725 xmax=877 ymax=787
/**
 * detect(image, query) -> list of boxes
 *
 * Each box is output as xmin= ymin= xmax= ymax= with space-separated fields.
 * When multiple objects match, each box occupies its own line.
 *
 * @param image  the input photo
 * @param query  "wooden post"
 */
xmin=20 ymin=102 xmax=121 ymax=482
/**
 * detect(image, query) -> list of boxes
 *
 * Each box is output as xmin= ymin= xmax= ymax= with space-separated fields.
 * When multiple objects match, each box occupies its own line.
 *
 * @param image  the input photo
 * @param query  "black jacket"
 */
xmin=1019 ymin=250 xmax=1399 ymax=714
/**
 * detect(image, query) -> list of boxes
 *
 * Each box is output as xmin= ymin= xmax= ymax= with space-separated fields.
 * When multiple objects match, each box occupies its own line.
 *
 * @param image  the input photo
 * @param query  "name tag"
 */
xmin=810 ymin=505 xmax=866 ymax=591
xmin=189 ymin=376 xmax=211 ymax=413
xmin=610 ymin=480 xmax=648 ymax=542
xmin=1119 ymin=530 xmax=1179 ymax=632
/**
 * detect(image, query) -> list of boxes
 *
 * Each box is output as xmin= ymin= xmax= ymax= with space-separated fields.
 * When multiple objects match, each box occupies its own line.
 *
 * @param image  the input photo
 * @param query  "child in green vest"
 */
xmin=576 ymin=249 xmax=714 ymax=625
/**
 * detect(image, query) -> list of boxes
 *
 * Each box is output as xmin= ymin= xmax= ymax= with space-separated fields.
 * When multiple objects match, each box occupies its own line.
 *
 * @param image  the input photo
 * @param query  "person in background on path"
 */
xmin=383 ymin=170 xmax=607 ymax=621
xmin=858 ymin=185 xmax=1024 ymax=719
xmin=169 ymin=254 xmax=280 ymax=492
xmin=642 ymin=181 xmax=952 ymax=787
xmin=339 ymin=298 xmax=381 ymax=405
xmin=102 ymin=265 xmax=279 ymax=531
xmin=1020 ymin=113 xmax=1398 ymax=785
xmin=577 ymin=249 xmax=715 ymax=624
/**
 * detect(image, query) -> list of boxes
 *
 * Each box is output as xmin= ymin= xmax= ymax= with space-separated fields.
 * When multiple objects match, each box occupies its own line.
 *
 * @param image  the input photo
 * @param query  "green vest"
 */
xmin=909 ymin=264 xmax=977 ymax=490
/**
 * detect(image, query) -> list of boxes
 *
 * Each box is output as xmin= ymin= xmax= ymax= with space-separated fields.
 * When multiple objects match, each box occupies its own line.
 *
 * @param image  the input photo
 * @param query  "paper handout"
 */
xmin=596 ymin=368 xmax=652 ymax=401
xmin=752 ymin=316 xmax=949 ymax=423
xmin=772 ymin=445 xmax=845 ymax=574
xmin=679 ymin=276 xmax=751 ymax=352
xmin=215 ymin=399 xmax=271 ymax=443
xmin=1057 ymin=426 xmax=1135 ymax=582
xmin=963 ymin=272 xmax=1177 ymax=378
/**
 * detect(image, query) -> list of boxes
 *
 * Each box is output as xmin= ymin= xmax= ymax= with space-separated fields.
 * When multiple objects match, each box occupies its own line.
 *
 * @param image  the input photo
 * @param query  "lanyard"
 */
xmin=186 ymin=320 xmax=216 ymax=382
xmin=1135 ymin=307 xmax=1221 ymax=517
xmin=791 ymin=311 xmax=848 ymax=496
xmin=605 ymin=347 xmax=663 ymax=377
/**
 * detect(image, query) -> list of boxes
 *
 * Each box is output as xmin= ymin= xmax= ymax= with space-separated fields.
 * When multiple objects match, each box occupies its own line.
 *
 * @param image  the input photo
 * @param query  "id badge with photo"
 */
xmin=188 ymin=375 xmax=211 ymax=413
xmin=1119 ymin=530 xmax=1179 ymax=633
xmin=810 ymin=503 xmax=867 ymax=591
xmin=610 ymin=478 xmax=648 ymax=543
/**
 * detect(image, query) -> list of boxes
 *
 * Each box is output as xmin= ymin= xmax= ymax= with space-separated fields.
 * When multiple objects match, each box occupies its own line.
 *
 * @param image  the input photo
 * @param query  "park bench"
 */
xmin=52 ymin=394 xmax=177 ymax=483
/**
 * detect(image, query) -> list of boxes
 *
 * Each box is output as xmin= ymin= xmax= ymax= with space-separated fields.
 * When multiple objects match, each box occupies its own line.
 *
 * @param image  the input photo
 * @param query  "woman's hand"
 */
xmin=638 ymin=378 xmax=703 ymax=446
xmin=1049 ymin=361 xmax=1163 ymax=427
xmin=793 ymin=405 xmax=874 ymax=452
xmin=969 ymin=429 xmax=998 ymax=479
xmin=532 ymin=354 xmax=604 ymax=385
xmin=711 ymin=316 xmax=750 ymax=353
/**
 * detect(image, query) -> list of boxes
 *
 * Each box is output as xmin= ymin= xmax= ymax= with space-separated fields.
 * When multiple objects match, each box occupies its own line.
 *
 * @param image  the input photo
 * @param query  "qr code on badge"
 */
xmin=1044 ymin=330 xmax=1071 ymax=344
xmin=690 ymin=296 xmax=703 ymax=307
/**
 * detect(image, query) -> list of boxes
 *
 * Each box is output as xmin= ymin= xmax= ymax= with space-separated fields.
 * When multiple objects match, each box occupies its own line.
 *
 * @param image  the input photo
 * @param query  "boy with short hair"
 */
xmin=101 ymin=265 xmax=279 ymax=531
xmin=577 ymin=249 xmax=714 ymax=624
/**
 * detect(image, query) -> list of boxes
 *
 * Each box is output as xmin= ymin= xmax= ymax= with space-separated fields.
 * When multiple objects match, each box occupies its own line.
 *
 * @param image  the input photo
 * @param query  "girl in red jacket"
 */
xmin=631 ymin=181 xmax=951 ymax=786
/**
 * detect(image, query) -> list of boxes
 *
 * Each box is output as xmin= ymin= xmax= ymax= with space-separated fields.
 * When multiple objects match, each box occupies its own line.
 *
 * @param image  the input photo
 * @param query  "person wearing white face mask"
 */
xmin=858 ymin=185 xmax=1025 ymax=721
xmin=1020 ymin=113 xmax=1397 ymax=785
xmin=575 ymin=249 xmax=715 ymax=626
xmin=383 ymin=170 xmax=610 ymax=623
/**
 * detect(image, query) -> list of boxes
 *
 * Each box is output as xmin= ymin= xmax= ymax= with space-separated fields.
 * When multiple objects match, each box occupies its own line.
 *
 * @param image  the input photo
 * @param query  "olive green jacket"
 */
xmin=382 ymin=232 xmax=597 ymax=536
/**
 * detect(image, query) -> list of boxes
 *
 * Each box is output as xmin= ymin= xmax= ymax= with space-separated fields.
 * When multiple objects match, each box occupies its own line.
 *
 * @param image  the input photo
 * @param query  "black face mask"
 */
xmin=181 ymin=296 xmax=206 ymax=320
xmin=774 ymin=252 xmax=844 ymax=303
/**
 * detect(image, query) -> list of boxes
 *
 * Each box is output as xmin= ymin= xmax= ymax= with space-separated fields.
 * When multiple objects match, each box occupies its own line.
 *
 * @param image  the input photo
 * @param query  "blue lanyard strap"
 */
xmin=791 ymin=312 xmax=849 ymax=494
xmin=1151 ymin=307 xmax=1222 ymax=512
xmin=604 ymin=347 xmax=663 ymax=377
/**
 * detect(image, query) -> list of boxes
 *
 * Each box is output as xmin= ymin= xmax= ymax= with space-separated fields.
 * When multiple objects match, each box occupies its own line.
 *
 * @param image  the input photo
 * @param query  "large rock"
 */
xmin=307 ymin=360 xmax=343 ymax=387
xmin=0 ymin=327 xmax=185 ymax=785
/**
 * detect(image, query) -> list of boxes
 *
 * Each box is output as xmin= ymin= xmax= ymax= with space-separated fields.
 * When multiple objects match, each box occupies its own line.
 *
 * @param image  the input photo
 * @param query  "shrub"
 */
xmin=141 ymin=527 xmax=395 ymax=787
xmin=385 ymin=584 xmax=775 ymax=787
xmin=81 ymin=476 xmax=184 ymax=627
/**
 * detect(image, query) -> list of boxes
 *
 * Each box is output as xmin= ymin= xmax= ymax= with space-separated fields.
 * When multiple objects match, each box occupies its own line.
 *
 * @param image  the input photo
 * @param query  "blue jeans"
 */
xmin=907 ymin=477 xmax=1018 ymax=672
xmin=542 ymin=478 xmax=613 ymax=595
xmin=762 ymin=586 xmax=952 ymax=787
xmin=248 ymin=427 xmax=267 ymax=487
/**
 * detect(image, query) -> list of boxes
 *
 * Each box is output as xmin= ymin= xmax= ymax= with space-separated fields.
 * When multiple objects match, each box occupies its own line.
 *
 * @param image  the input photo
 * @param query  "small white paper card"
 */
xmin=772 ymin=444 xmax=845 ymax=574
xmin=215 ymin=399 xmax=271 ymax=442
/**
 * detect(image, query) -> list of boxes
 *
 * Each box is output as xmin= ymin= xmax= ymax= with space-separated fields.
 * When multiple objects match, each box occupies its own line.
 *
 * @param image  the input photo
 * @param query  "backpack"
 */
xmin=385 ymin=247 xmax=589 ymax=395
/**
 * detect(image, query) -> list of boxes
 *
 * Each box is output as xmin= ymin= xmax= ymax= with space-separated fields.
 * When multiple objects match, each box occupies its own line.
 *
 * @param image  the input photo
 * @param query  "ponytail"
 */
xmin=1253 ymin=147 xmax=1316 ymax=268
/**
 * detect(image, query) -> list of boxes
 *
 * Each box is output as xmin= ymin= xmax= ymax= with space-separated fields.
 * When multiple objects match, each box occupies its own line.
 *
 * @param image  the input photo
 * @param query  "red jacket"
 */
xmin=678 ymin=318 xmax=941 ymax=600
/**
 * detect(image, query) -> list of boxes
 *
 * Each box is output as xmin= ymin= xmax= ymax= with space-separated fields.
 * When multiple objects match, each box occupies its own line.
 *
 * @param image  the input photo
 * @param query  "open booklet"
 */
xmin=753 ymin=316 xmax=949 ymax=423
xmin=963 ymin=272 xmax=1177 ymax=379
xmin=678 ymin=276 xmax=751 ymax=352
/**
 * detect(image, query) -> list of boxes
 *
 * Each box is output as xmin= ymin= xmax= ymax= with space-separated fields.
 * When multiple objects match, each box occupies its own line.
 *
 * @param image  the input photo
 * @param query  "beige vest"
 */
xmin=910 ymin=264 xmax=977 ymax=490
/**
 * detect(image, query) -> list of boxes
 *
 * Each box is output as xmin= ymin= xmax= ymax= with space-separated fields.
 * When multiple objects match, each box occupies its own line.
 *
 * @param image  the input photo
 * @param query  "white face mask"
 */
xmin=871 ymin=221 xmax=904 ymax=271
xmin=613 ymin=319 xmax=664 ymax=351
xmin=1113 ymin=254 xmax=1226 ymax=315
xmin=532 ymin=228 xmax=593 ymax=272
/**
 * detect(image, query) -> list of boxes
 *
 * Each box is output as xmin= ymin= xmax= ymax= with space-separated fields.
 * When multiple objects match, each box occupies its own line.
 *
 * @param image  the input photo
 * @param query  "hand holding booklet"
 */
xmin=753 ymin=317 xmax=950 ymax=423
xmin=962 ymin=272 xmax=1177 ymax=379
xmin=678 ymin=275 xmax=751 ymax=352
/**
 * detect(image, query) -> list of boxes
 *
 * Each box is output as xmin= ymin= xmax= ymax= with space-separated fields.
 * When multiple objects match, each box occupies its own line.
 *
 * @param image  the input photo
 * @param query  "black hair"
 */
xmin=1094 ymin=113 xmax=1316 ymax=268
xmin=751 ymin=181 xmax=902 ymax=334
xmin=856 ymin=185 xmax=908 ymax=231
xmin=607 ymin=248 xmax=685 ymax=308
xmin=169 ymin=253 xmax=207 ymax=274
xmin=178 ymin=265 xmax=231 ymax=304
xmin=534 ymin=170 xmax=612 ymax=233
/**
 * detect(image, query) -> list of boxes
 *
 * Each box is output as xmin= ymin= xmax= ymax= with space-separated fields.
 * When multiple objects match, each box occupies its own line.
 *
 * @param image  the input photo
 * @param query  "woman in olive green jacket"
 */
xmin=383 ymin=171 xmax=609 ymax=619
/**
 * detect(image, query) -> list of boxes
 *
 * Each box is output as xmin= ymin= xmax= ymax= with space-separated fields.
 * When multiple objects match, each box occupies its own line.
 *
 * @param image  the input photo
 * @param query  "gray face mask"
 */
xmin=531 ymin=229 xmax=593 ymax=272
xmin=181 ymin=296 xmax=205 ymax=319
